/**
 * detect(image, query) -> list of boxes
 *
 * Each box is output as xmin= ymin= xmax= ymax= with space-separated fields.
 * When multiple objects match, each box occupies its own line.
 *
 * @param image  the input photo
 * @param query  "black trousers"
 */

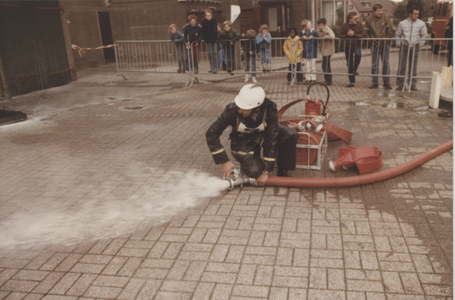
xmin=287 ymin=63 xmax=303 ymax=83
xmin=322 ymin=55 xmax=332 ymax=82
xmin=232 ymin=125 xmax=298 ymax=178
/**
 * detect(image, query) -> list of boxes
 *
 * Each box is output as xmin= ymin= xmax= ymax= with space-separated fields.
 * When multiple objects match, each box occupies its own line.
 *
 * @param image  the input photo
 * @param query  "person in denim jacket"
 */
xmin=257 ymin=24 xmax=272 ymax=73
xmin=169 ymin=24 xmax=186 ymax=73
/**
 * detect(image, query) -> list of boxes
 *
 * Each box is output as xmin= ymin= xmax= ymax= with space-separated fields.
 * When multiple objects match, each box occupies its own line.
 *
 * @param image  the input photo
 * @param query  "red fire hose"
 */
xmin=266 ymin=140 xmax=453 ymax=188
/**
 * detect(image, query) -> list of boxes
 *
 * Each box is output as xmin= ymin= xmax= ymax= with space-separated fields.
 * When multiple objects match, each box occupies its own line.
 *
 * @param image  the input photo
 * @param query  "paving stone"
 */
xmin=83 ymin=286 xmax=122 ymax=298
xmin=192 ymin=282 xmax=215 ymax=300
xmin=0 ymin=66 xmax=452 ymax=300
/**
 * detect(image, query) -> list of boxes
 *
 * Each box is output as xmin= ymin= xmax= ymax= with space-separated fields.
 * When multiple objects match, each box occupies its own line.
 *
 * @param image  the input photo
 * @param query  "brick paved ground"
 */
xmin=0 ymin=64 xmax=452 ymax=300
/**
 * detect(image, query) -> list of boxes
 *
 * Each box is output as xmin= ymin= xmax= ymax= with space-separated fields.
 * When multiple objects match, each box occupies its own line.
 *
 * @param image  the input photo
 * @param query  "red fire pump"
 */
xmin=278 ymin=82 xmax=353 ymax=170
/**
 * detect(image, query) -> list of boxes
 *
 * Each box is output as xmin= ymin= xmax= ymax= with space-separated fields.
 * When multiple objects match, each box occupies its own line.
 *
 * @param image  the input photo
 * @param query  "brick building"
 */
xmin=61 ymin=0 xmax=327 ymax=69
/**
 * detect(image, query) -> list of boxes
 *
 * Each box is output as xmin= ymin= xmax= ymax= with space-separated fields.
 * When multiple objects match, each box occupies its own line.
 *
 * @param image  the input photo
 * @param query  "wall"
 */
xmin=289 ymin=0 xmax=311 ymax=30
xmin=0 ymin=1 xmax=73 ymax=97
xmin=60 ymin=0 xmax=107 ymax=70
xmin=109 ymin=0 xmax=222 ymax=41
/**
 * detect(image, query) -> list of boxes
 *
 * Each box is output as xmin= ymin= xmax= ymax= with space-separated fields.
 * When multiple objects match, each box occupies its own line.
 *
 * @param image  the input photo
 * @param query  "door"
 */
xmin=0 ymin=1 xmax=72 ymax=97
xmin=261 ymin=3 xmax=287 ymax=37
xmin=98 ymin=11 xmax=115 ymax=63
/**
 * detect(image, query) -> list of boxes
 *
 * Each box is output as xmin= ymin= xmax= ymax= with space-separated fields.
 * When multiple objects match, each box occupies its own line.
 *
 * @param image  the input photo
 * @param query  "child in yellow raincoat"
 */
xmin=283 ymin=27 xmax=303 ymax=85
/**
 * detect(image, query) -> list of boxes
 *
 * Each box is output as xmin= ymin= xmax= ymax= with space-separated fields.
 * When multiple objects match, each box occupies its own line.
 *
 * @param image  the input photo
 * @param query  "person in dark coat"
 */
xmin=339 ymin=11 xmax=366 ymax=87
xmin=206 ymin=84 xmax=298 ymax=185
xmin=445 ymin=16 xmax=453 ymax=66
xmin=184 ymin=14 xmax=203 ymax=74
xmin=217 ymin=21 xmax=241 ymax=75
xmin=201 ymin=9 xmax=218 ymax=73
xmin=241 ymin=29 xmax=259 ymax=82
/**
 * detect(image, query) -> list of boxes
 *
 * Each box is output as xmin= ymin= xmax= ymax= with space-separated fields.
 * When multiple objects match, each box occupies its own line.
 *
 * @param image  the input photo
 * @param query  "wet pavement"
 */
xmin=0 ymin=64 xmax=452 ymax=300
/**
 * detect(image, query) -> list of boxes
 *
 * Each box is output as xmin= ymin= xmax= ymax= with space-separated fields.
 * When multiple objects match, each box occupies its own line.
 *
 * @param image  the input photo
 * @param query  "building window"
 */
xmin=322 ymin=0 xmax=348 ymax=27
xmin=322 ymin=1 xmax=335 ymax=27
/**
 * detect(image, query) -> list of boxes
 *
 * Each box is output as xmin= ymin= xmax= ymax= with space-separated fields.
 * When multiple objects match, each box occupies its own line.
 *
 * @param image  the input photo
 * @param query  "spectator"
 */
xmin=283 ymin=27 xmax=303 ymax=85
xmin=365 ymin=3 xmax=394 ymax=89
xmin=339 ymin=11 xmax=366 ymax=87
xmin=317 ymin=18 xmax=335 ymax=85
xmin=168 ymin=24 xmax=185 ymax=73
xmin=218 ymin=21 xmax=241 ymax=75
xmin=445 ymin=16 xmax=453 ymax=66
xmin=216 ymin=23 xmax=227 ymax=70
xmin=201 ymin=9 xmax=218 ymax=73
xmin=184 ymin=14 xmax=203 ymax=74
xmin=241 ymin=29 xmax=259 ymax=83
xmin=395 ymin=6 xmax=427 ymax=91
xmin=257 ymin=24 xmax=272 ymax=73
xmin=300 ymin=20 xmax=319 ymax=84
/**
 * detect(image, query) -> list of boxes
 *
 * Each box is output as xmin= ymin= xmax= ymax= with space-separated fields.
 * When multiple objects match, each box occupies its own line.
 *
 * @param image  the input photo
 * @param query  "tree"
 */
xmin=393 ymin=1 xmax=408 ymax=26
xmin=393 ymin=0 xmax=436 ymax=26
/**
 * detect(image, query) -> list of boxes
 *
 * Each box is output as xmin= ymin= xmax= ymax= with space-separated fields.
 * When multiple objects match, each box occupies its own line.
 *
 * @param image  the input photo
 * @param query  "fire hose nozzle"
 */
xmin=329 ymin=161 xmax=337 ymax=172
xmin=225 ymin=168 xmax=256 ymax=190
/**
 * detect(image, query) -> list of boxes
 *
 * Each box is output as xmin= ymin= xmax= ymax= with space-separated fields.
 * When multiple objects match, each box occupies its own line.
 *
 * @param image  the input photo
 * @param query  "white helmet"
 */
xmin=234 ymin=84 xmax=266 ymax=110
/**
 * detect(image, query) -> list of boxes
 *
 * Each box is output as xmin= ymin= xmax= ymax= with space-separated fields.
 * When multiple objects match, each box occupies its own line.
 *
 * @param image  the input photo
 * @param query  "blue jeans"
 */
xmin=371 ymin=44 xmax=390 ymax=85
xmin=344 ymin=44 xmax=361 ymax=84
xmin=260 ymin=47 xmax=271 ymax=67
xmin=217 ymin=49 xmax=227 ymax=69
xmin=206 ymin=42 xmax=218 ymax=73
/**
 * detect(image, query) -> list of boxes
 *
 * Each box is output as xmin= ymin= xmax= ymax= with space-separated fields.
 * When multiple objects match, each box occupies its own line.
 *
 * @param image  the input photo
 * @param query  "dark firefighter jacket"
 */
xmin=206 ymin=98 xmax=283 ymax=172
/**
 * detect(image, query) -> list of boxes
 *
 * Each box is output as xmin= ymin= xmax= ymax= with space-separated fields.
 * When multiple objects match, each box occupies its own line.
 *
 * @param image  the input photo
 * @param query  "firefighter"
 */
xmin=206 ymin=84 xmax=299 ymax=186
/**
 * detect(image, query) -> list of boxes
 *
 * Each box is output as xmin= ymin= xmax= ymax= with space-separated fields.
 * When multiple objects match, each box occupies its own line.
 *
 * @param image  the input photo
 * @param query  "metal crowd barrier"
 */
xmin=111 ymin=37 xmax=453 ymax=92
xmin=408 ymin=38 xmax=453 ymax=92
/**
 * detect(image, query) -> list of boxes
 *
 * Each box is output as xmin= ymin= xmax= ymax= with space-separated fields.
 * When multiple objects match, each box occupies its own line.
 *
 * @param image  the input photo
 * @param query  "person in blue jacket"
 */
xmin=257 ymin=24 xmax=272 ymax=72
xmin=169 ymin=24 xmax=186 ymax=73
xmin=300 ymin=20 xmax=319 ymax=83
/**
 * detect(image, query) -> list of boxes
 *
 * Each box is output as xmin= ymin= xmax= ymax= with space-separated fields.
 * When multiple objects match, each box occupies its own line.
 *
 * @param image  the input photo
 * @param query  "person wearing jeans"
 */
xmin=344 ymin=44 xmax=362 ymax=86
xmin=365 ymin=3 xmax=394 ymax=89
xmin=257 ymin=24 xmax=272 ymax=72
xmin=339 ymin=11 xmax=366 ymax=87
xmin=371 ymin=43 xmax=391 ymax=88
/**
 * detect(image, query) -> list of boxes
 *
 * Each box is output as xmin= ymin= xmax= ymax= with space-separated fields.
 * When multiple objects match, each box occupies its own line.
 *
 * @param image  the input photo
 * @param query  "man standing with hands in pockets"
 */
xmin=365 ymin=3 xmax=394 ymax=90
xmin=339 ymin=12 xmax=366 ymax=87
